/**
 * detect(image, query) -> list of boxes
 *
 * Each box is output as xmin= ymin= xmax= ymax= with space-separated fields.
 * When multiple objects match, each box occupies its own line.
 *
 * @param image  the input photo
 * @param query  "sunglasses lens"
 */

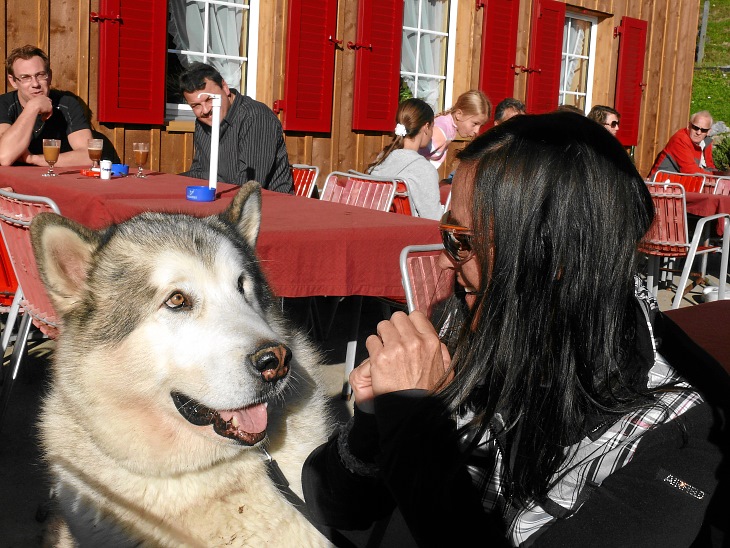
xmin=611 ymin=121 xmax=619 ymax=128
xmin=440 ymin=229 xmax=472 ymax=263
xmin=439 ymin=211 xmax=474 ymax=263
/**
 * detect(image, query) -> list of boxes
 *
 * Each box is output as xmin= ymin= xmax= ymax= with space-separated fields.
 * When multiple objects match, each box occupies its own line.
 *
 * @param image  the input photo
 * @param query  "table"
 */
xmin=685 ymin=192 xmax=730 ymax=235
xmin=664 ymin=300 xmax=730 ymax=376
xmin=0 ymin=166 xmax=441 ymax=298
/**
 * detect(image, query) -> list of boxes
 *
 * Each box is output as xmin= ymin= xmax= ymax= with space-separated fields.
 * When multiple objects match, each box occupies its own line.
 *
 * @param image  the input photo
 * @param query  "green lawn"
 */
xmin=693 ymin=0 xmax=730 ymax=168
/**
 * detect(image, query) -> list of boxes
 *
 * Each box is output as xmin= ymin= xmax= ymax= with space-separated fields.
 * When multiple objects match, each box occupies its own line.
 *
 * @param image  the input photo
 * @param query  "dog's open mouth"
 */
xmin=171 ymin=392 xmax=268 ymax=446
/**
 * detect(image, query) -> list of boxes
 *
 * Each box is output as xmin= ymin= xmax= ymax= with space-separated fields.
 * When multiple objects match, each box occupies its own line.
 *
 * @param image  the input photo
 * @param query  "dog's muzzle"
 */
xmin=171 ymin=342 xmax=293 ymax=446
xmin=249 ymin=343 xmax=292 ymax=383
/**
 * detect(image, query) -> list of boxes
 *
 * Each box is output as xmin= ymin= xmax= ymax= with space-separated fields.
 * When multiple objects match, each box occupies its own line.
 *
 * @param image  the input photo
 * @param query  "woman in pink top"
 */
xmin=419 ymin=90 xmax=491 ymax=169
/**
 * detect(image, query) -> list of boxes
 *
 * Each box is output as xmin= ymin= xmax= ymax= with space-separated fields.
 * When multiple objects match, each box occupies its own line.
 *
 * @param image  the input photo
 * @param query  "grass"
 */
xmin=692 ymin=0 xmax=730 ymax=167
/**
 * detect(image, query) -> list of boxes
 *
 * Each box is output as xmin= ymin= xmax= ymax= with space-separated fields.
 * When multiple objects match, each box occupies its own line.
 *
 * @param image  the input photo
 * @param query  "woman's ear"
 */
xmin=453 ymin=109 xmax=462 ymax=122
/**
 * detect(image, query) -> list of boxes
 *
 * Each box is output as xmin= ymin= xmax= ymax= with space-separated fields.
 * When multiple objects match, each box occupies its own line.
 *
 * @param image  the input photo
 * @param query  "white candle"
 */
xmin=198 ymin=92 xmax=222 ymax=191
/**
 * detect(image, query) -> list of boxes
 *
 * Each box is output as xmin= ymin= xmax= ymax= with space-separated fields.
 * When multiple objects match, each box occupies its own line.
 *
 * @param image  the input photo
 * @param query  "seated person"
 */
xmin=649 ymin=111 xmax=718 ymax=178
xmin=493 ymin=97 xmax=525 ymax=125
xmin=179 ymin=62 xmax=293 ymax=193
xmin=0 ymin=45 xmax=92 ymax=167
xmin=418 ymin=90 xmax=491 ymax=169
xmin=587 ymin=105 xmax=621 ymax=137
xmin=303 ymin=112 xmax=723 ymax=547
xmin=368 ymin=98 xmax=442 ymax=220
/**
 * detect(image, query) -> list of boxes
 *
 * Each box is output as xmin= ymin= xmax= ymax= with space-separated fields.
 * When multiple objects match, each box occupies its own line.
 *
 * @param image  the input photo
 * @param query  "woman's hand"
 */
xmin=352 ymin=311 xmax=451 ymax=403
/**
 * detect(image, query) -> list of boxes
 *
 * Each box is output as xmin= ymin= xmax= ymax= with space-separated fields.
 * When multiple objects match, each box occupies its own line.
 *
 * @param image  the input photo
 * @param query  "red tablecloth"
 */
xmin=0 ymin=166 xmax=441 ymax=297
xmin=664 ymin=301 xmax=730 ymax=379
xmin=685 ymin=192 xmax=730 ymax=235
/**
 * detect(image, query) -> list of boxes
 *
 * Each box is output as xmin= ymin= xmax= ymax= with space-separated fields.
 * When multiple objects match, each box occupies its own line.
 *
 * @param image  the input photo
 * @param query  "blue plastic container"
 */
xmin=186 ymin=185 xmax=216 ymax=202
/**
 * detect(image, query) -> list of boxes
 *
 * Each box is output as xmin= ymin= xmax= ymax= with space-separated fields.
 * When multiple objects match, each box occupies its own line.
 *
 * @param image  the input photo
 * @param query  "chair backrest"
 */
xmin=346 ymin=169 xmax=413 ymax=215
xmin=0 ymin=189 xmax=61 ymax=337
xmin=652 ymin=170 xmax=706 ymax=193
xmin=441 ymin=185 xmax=451 ymax=212
xmin=715 ymin=177 xmax=730 ymax=196
xmin=321 ymin=171 xmax=397 ymax=211
xmin=290 ymin=164 xmax=319 ymax=198
xmin=391 ymin=179 xmax=414 ymax=216
xmin=0 ymin=242 xmax=17 ymax=309
xmin=400 ymin=243 xmax=454 ymax=316
xmin=640 ymin=182 xmax=690 ymax=256
xmin=702 ymin=174 xmax=718 ymax=194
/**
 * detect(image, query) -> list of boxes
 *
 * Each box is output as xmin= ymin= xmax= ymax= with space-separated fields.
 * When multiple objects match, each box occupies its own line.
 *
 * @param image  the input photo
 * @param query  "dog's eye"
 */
xmin=165 ymin=292 xmax=188 ymax=309
xmin=237 ymin=274 xmax=245 ymax=295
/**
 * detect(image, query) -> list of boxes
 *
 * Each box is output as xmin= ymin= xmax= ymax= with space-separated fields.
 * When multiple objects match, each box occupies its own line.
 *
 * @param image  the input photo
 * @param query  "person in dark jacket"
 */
xmin=303 ymin=112 xmax=724 ymax=547
xmin=179 ymin=62 xmax=293 ymax=193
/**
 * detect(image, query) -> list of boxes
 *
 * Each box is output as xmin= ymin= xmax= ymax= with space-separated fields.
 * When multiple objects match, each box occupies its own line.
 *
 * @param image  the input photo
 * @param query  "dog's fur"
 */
xmin=31 ymin=183 xmax=332 ymax=546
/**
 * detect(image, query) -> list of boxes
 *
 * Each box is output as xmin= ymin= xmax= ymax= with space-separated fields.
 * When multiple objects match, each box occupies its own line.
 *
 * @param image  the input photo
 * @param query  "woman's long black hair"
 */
xmin=439 ymin=112 xmax=656 ymax=503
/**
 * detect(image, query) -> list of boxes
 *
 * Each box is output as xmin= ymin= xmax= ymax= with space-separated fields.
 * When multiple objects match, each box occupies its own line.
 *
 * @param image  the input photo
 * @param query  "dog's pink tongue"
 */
xmin=220 ymin=403 xmax=267 ymax=434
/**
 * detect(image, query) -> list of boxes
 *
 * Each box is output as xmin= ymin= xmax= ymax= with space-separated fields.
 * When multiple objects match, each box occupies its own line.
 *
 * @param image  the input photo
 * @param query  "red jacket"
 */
xmin=648 ymin=128 xmax=715 ymax=178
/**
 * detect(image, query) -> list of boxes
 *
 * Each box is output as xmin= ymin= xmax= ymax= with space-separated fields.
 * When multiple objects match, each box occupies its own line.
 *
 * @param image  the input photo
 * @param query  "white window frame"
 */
xmin=559 ymin=12 xmax=597 ymax=113
xmin=166 ymin=0 xmax=259 ymax=121
xmin=400 ymin=0 xmax=458 ymax=112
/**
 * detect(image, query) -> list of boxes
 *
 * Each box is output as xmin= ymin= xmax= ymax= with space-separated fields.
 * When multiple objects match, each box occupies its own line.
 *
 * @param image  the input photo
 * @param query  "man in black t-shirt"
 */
xmin=0 ymin=45 xmax=92 ymax=167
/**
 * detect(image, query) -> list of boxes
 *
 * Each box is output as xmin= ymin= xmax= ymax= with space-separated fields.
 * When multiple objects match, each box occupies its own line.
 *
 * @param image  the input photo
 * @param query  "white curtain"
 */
xmin=168 ymin=0 xmax=243 ymax=88
xmin=562 ymin=21 xmax=585 ymax=97
xmin=402 ymin=0 xmax=448 ymax=111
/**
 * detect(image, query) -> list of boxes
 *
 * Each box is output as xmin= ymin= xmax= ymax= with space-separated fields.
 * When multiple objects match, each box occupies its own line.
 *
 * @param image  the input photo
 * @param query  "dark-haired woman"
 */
xmin=303 ymin=112 xmax=723 ymax=547
xmin=367 ymin=98 xmax=442 ymax=220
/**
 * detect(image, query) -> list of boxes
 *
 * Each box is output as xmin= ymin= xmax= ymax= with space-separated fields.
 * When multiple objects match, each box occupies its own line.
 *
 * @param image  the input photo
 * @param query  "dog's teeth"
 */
xmin=231 ymin=416 xmax=239 ymax=428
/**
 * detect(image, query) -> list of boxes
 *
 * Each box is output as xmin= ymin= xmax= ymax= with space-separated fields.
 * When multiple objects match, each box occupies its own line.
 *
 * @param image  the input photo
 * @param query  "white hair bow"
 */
xmin=394 ymin=123 xmax=407 ymax=137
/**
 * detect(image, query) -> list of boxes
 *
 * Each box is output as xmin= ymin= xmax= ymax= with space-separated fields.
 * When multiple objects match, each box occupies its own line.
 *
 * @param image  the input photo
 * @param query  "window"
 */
xmin=400 ymin=0 xmax=457 ymax=112
xmin=166 ymin=0 xmax=259 ymax=120
xmin=559 ymin=13 xmax=597 ymax=112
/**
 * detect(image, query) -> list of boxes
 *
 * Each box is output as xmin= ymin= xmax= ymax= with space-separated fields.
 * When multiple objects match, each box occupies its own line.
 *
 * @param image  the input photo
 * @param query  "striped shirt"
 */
xmin=182 ymin=90 xmax=293 ymax=193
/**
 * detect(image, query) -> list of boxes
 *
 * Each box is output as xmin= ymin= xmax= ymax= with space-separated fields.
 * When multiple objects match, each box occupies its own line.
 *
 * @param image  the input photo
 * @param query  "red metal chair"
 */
xmin=290 ymin=164 xmax=319 ymax=198
xmin=640 ymin=182 xmax=729 ymax=309
xmin=400 ymin=244 xmax=454 ymax=316
xmin=390 ymin=179 xmax=414 ymax=216
xmin=0 ymin=244 xmax=18 ymax=310
xmin=346 ymin=170 xmax=414 ymax=216
xmin=321 ymin=171 xmax=397 ymax=211
xmin=652 ymin=170 xmax=706 ymax=193
xmin=714 ymin=177 xmax=730 ymax=196
xmin=0 ymin=189 xmax=61 ymax=429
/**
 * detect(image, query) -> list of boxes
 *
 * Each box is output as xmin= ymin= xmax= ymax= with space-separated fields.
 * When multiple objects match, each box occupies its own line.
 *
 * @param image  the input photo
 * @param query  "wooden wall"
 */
xmin=0 ymin=0 xmax=700 ymax=180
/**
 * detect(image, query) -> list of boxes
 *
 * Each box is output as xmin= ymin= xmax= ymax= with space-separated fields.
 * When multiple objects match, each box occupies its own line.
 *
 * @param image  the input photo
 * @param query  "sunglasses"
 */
xmin=439 ymin=210 xmax=474 ymax=264
xmin=604 ymin=120 xmax=620 ymax=129
xmin=689 ymin=123 xmax=710 ymax=133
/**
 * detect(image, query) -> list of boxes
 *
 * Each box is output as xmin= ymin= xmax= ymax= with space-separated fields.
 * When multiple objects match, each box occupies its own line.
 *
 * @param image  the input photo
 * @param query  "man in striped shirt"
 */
xmin=179 ymin=63 xmax=293 ymax=193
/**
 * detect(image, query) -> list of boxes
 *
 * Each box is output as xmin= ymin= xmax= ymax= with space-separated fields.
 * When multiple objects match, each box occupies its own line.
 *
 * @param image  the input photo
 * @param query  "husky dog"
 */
xmin=31 ymin=183 xmax=332 ymax=546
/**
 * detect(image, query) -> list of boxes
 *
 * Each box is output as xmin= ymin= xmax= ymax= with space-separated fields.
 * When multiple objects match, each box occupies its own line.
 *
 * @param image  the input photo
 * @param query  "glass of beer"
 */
xmin=88 ymin=138 xmax=103 ymax=170
xmin=42 ymin=139 xmax=61 ymax=177
xmin=133 ymin=142 xmax=149 ymax=178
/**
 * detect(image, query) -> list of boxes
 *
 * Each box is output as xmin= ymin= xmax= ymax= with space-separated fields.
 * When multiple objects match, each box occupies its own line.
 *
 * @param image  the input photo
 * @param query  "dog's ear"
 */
xmin=30 ymin=213 xmax=101 ymax=315
xmin=220 ymin=181 xmax=262 ymax=247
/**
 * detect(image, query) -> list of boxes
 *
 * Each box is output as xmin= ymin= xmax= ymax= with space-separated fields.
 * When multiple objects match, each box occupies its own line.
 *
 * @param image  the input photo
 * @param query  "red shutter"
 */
xmin=525 ymin=0 xmax=565 ymax=114
xmin=281 ymin=0 xmax=338 ymax=132
xmin=97 ymin=0 xmax=167 ymax=124
xmin=351 ymin=0 xmax=404 ymax=132
xmin=478 ymin=0 xmax=520 ymax=125
xmin=614 ymin=17 xmax=647 ymax=147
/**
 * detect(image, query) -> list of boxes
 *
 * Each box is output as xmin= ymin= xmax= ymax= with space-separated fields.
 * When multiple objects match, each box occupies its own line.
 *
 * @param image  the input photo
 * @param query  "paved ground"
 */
xmin=0 ymin=275 xmax=722 ymax=546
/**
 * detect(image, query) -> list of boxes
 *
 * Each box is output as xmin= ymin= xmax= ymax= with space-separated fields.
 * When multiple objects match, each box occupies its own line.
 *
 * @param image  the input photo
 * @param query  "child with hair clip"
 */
xmin=367 ymin=98 xmax=442 ymax=220
xmin=419 ymin=89 xmax=491 ymax=169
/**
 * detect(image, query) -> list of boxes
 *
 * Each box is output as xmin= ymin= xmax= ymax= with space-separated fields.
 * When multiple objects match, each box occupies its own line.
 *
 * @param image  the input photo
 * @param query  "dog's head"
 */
xmin=32 ymin=183 xmax=316 ymax=474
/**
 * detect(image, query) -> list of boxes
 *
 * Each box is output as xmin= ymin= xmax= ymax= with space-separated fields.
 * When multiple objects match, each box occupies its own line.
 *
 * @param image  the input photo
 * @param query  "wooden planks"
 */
xmin=0 ymin=0 xmax=702 ymax=182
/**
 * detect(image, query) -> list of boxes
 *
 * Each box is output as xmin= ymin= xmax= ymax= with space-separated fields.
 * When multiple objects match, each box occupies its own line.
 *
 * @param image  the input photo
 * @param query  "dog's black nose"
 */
xmin=249 ymin=344 xmax=292 ymax=382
